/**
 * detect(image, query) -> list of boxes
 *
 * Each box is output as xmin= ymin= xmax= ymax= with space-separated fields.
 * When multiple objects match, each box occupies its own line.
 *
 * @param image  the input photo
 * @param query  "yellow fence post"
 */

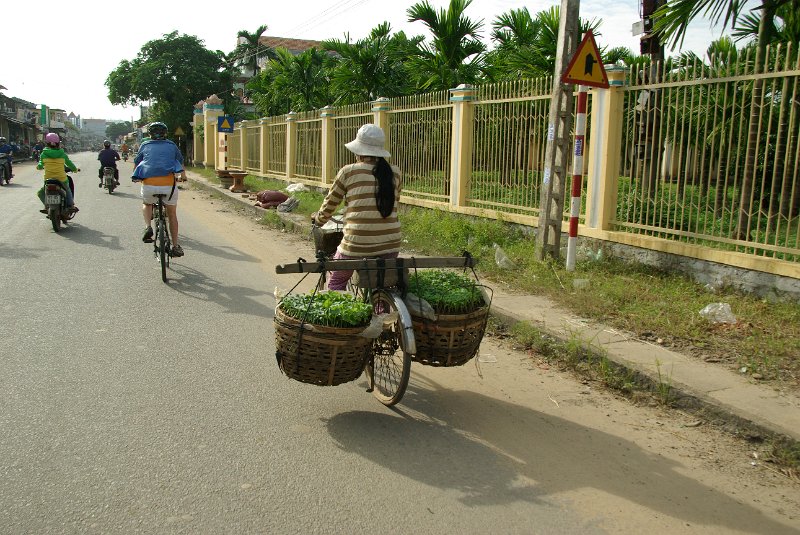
xmin=192 ymin=102 xmax=204 ymax=166
xmin=260 ymin=118 xmax=270 ymax=176
xmin=372 ymin=97 xmax=391 ymax=149
xmin=286 ymin=112 xmax=297 ymax=180
xmin=202 ymin=95 xmax=224 ymax=168
xmin=448 ymin=84 xmax=476 ymax=208
xmin=321 ymin=106 xmax=336 ymax=184
xmin=586 ymin=66 xmax=626 ymax=231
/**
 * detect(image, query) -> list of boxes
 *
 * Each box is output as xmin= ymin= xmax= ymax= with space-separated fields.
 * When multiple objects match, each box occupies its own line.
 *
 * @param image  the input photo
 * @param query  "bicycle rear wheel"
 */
xmin=365 ymin=289 xmax=411 ymax=406
xmin=157 ymin=203 xmax=168 ymax=283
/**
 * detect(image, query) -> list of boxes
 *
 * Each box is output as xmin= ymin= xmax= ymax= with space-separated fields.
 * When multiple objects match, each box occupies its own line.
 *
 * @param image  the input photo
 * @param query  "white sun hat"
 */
xmin=344 ymin=123 xmax=391 ymax=158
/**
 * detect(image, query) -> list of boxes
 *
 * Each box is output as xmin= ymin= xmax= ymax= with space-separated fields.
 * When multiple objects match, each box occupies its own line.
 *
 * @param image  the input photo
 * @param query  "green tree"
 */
xmin=323 ymin=23 xmax=422 ymax=104
xmin=233 ymin=24 xmax=274 ymax=76
xmin=406 ymin=0 xmax=486 ymax=90
xmin=249 ymin=48 xmax=332 ymax=115
xmin=105 ymin=121 xmax=133 ymax=140
xmin=106 ymin=31 xmax=232 ymax=139
xmin=484 ymin=6 xmax=602 ymax=80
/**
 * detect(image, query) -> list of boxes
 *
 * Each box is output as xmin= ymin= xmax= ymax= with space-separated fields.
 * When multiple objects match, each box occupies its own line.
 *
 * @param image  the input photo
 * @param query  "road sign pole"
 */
xmin=566 ymin=85 xmax=588 ymax=271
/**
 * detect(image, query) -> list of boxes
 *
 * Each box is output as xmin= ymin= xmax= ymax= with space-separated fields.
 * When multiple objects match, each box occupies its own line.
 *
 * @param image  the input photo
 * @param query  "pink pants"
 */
xmin=327 ymin=251 xmax=399 ymax=290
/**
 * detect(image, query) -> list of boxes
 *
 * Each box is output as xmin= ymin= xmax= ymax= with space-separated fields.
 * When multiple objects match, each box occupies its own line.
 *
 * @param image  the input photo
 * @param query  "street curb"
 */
xmin=187 ymin=173 xmax=799 ymax=453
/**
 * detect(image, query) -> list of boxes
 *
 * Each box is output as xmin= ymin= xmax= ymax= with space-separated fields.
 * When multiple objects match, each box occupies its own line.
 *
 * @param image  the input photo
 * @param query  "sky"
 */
xmin=3 ymin=0 xmax=741 ymax=122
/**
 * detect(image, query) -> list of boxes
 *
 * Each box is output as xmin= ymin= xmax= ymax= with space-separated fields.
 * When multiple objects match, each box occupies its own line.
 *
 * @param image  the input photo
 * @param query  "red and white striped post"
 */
xmin=566 ymin=85 xmax=588 ymax=271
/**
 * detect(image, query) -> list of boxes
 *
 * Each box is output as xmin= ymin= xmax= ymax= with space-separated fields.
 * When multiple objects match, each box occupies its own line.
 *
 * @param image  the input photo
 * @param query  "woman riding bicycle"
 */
xmin=311 ymin=124 xmax=401 ymax=290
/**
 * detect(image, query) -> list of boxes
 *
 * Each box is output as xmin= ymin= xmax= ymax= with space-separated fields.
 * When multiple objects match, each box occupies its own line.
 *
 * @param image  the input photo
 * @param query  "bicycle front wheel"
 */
xmin=365 ymin=289 xmax=412 ymax=406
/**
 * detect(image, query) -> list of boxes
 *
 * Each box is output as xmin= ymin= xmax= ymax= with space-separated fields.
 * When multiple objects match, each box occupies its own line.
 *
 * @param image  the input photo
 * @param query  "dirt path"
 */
xmin=181 ymin=185 xmax=800 ymax=533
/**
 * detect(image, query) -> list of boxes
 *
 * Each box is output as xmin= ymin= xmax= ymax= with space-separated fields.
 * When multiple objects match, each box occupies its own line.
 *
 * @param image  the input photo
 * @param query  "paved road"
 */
xmin=1 ymin=154 xmax=797 ymax=534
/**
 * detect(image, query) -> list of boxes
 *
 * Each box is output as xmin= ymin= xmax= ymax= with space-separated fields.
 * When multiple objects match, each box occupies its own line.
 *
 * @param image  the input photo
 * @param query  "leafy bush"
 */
xmin=407 ymin=270 xmax=485 ymax=314
xmin=279 ymin=291 xmax=372 ymax=328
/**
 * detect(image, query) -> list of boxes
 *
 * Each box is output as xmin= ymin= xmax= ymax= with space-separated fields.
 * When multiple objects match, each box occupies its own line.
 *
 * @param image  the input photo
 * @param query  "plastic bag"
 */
xmin=285 ymin=183 xmax=307 ymax=193
xmin=358 ymin=314 xmax=388 ymax=339
xmin=699 ymin=302 xmax=737 ymax=324
xmin=403 ymin=292 xmax=436 ymax=320
xmin=493 ymin=243 xmax=516 ymax=270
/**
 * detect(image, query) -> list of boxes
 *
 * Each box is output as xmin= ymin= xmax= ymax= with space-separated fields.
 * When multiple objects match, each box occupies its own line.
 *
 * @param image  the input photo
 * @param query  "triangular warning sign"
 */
xmin=561 ymin=30 xmax=609 ymax=89
xmin=220 ymin=118 xmax=231 ymax=129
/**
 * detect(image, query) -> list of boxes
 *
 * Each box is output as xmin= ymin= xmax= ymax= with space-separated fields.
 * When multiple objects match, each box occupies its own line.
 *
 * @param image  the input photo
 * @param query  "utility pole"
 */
xmin=535 ymin=0 xmax=581 ymax=261
xmin=638 ymin=0 xmax=666 ymax=199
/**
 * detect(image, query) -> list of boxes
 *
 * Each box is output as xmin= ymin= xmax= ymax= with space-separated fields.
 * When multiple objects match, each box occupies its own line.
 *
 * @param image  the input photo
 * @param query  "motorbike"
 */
xmin=44 ymin=170 xmax=77 ymax=232
xmin=122 ymin=151 xmax=129 ymax=162
xmin=0 ymin=152 xmax=12 ymax=185
xmin=102 ymin=166 xmax=116 ymax=194
xmin=31 ymin=148 xmax=41 ymax=162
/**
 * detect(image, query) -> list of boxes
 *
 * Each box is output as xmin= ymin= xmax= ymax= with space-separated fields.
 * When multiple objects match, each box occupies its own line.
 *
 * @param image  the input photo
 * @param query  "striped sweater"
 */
xmin=316 ymin=161 xmax=402 ymax=257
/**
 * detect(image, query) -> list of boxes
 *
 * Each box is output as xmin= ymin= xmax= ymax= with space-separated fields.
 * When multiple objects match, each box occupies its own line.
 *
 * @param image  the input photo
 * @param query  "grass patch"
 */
xmin=400 ymin=206 xmax=800 ymax=391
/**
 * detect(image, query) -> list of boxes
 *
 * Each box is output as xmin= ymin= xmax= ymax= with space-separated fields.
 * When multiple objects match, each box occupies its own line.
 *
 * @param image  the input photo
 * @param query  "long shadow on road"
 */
xmin=325 ymin=381 xmax=796 ymax=534
xmin=179 ymin=236 xmax=259 ymax=263
xmin=165 ymin=263 xmax=273 ymax=318
xmin=53 ymin=222 xmax=123 ymax=250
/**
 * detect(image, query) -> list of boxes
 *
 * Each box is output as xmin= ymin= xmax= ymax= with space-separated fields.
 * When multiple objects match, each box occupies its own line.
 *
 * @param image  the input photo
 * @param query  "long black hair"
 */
xmin=373 ymin=157 xmax=395 ymax=218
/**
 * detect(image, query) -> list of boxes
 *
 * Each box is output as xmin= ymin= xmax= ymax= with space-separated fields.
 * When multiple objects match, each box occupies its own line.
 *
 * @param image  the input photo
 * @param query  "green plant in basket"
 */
xmin=407 ymin=270 xmax=485 ymax=315
xmin=279 ymin=291 xmax=372 ymax=328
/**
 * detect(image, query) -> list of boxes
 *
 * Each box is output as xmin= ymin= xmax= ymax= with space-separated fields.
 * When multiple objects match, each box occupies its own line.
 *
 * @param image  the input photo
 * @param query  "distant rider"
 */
xmin=97 ymin=140 xmax=121 ymax=186
xmin=0 ymin=136 xmax=15 ymax=178
xmin=120 ymin=142 xmax=129 ymax=160
xmin=132 ymin=122 xmax=186 ymax=257
xmin=36 ymin=133 xmax=80 ymax=213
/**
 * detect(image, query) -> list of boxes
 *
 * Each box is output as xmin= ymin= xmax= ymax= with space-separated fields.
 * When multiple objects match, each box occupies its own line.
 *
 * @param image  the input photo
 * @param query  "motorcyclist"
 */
xmin=0 ymin=136 xmax=15 ymax=178
xmin=120 ymin=142 xmax=130 ymax=160
xmin=36 ymin=133 xmax=80 ymax=213
xmin=32 ymin=140 xmax=44 ymax=161
xmin=97 ymin=140 xmax=121 ymax=186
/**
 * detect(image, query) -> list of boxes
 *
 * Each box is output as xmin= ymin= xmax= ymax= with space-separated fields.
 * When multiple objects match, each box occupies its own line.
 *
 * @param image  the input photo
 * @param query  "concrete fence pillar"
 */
xmin=286 ymin=112 xmax=297 ymax=180
xmin=586 ymin=66 xmax=627 ymax=231
xmin=448 ymin=84 xmax=477 ymax=208
xmin=192 ymin=104 xmax=204 ymax=166
xmin=202 ymin=97 xmax=223 ymax=168
xmin=320 ymin=106 xmax=336 ymax=184
xmin=372 ymin=97 xmax=391 ymax=150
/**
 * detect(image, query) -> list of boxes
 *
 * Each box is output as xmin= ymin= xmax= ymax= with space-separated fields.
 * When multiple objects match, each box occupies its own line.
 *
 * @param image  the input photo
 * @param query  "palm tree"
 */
xmin=250 ymin=48 xmax=331 ymax=114
xmin=323 ymin=23 xmax=422 ymax=104
xmin=484 ymin=6 xmax=602 ymax=80
xmin=406 ymin=0 xmax=486 ymax=90
xmin=234 ymin=25 xmax=273 ymax=77
xmin=654 ymin=0 xmax=798 ymax=240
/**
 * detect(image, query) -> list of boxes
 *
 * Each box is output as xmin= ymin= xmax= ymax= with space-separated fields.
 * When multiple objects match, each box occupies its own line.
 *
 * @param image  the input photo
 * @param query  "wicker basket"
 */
xmin=311 ymin=225 xmax=344 ymax=257
xmin=410 ymin=305 xmax=490 ymax=367
xmin=274 ymin=307 xmax=372 ymax=386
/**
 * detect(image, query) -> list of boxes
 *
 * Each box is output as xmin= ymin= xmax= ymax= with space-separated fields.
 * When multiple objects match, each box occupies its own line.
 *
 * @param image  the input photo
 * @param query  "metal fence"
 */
xmin=618 ymin=43 xmax=800 ymax=262
xmin=470 ymin=78 xmax=552 ymax=217
xmin=333 ymin=102 xmax=372 ymax=172
xmin=390 ymin=91 xmax=452 ymax=203
xmin=296 ymin=111 xmax=322 ymax=180
xmin=266 ymin=121 xmax=286 ymax=175
xmin=227 ymin=130 xmax=241 ymax=169
xmin=245 ymin=125 xmax=260 ymax=172
xmin=210 ymin=51 xmax=799 ymax=274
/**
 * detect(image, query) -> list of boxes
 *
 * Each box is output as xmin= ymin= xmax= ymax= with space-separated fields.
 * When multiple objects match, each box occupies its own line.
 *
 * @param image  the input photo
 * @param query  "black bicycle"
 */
xmin=152 ymin=193 xmax=171 ymax=283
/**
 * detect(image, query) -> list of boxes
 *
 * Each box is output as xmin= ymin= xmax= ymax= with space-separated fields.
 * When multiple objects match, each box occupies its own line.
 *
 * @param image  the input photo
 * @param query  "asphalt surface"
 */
xmin=0 ymin=154 xmax=598 ymax=534
xmin=1 ymin=154 xmax=798 ymax=534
